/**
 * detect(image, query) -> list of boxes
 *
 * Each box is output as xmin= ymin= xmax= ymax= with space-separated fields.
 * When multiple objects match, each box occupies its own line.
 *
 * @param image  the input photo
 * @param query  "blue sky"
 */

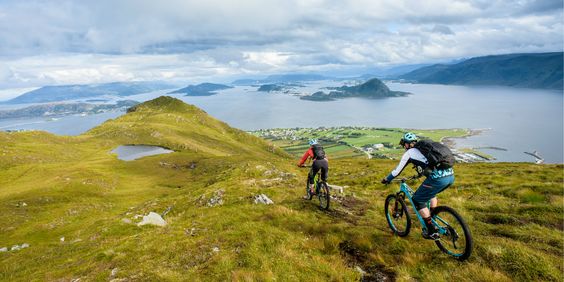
xmin=0 ymin=0 xmax=562 ymax=89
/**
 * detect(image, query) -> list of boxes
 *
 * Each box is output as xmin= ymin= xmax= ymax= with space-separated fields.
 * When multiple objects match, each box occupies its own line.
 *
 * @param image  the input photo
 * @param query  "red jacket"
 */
xmin=297 ymin=147 xmax=328 ymax=166
xmin=298 ymin=147 xmax=314 ymax=166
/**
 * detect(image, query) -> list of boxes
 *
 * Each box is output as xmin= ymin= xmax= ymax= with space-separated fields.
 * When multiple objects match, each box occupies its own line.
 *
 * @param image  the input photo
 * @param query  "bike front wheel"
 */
xmin=305 ymin=179 xmax=313 ymax=200
xmin=433 ymin=206 xmax=473 ymax=261
xmin=384 ymin=194 xmax=411 ymax=237
xmin=317 ymin=182 xmax=330 ymax=210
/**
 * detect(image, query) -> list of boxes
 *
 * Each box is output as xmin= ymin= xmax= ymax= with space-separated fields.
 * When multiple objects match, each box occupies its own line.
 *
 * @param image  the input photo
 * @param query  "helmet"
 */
xmin=308 ymin=139 xmax=318 ymax=146
xmin=399 ymin=132 xmax=417 ymax=145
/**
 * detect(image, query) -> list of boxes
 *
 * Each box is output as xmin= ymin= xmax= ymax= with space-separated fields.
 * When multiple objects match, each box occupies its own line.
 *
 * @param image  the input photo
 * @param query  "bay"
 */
xmin=0 ymin=83 xmax=561 ymax=163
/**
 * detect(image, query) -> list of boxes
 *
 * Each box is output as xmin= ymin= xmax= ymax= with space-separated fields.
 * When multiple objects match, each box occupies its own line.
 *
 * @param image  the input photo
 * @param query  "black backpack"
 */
xmin=312 ymin=144 xmax=326 ymax=160
xmin=414 ymin=140 xmax=455 ymax=170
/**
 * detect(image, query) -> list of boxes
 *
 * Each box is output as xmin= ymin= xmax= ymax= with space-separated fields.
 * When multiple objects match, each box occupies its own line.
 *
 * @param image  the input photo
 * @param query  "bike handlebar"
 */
xmin=390 ymin=175 xmax=420 ymax=183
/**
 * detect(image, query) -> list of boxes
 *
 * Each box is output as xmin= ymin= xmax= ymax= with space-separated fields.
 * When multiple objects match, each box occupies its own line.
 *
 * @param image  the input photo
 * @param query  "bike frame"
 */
xmin=395 ymin=180 xmax=450 ymax=235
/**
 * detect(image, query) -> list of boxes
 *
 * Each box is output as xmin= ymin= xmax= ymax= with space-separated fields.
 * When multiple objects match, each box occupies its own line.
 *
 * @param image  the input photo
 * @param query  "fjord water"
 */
xmin=0 ymin=83 xmax=562 ymax=163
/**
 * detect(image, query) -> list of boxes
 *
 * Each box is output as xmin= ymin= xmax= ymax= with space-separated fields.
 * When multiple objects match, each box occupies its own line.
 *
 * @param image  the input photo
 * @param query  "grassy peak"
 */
xmin=126 ymin=96 xmax=204 ymax=114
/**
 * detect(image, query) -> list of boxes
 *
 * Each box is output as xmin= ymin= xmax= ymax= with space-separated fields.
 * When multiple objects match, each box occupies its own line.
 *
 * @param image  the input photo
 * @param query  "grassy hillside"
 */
xmin=0 ymin=97 xmax=562 ymax=281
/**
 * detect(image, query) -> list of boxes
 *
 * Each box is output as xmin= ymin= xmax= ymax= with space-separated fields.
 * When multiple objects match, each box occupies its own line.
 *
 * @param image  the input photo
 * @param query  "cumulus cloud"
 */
xmin=0 ymin=0 xmax=561 ymax=88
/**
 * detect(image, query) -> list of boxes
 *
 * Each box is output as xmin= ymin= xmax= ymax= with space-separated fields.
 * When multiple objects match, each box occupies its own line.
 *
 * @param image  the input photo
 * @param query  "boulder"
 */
xmin=254 ymin=194 xmax=274 ymax=205
xmin=207 ymin=189 xmax=225 ymax=207
xmin=0 ymin=247 xmax=7 ymax=252
xmin=328 ymin=184 xmax=344 ymax=194
xmin=137 ymin=212 xmax=167 ymax=227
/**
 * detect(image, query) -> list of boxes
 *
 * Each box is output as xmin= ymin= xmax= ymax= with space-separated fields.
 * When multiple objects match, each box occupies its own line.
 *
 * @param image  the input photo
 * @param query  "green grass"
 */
xmin=0 ymin=97 xmax=562 ymax=281
xmin=250 ymin=127 xmax=471 ymax=159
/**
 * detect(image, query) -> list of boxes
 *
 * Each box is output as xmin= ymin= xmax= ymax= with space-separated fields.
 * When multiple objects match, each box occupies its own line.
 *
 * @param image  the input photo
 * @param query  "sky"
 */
xmin=0 ymin=0 xmax=562 ymax=89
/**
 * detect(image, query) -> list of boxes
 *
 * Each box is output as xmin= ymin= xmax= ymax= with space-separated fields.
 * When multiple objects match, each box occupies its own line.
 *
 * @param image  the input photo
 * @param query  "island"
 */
xmin=0 ymin=100 xmax=138 ymax=119
xmin=257 ymin=84 xmax=284 ymax=92
xmin=169 ymin=83 xmax=233 ymax=96
xmin=4 ymin=81 xmax=174 ymax=104
xmin=300 ymin=78 xmax=409 ymax=101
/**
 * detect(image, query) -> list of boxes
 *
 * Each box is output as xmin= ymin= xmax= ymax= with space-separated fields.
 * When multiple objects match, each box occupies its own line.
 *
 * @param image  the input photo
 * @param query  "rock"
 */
xmin=207 ymin=189 xmax=225 ymax=207
xmin=355 ymin=266 xmax=366 ymax=275
xmin=110 ymin=267 xmax=119 ymax=277
xmin=0 ymin=247 xmax=7 ymax=252
xmin=60 ymin=237 xmax=65 ymax=242
xmin=185 ymin=228 xmax=197 ymax=236
xmin=254 ymin=194 xmax=274 ymax=205
xmin=20 ymin=243 xmax=29 ymax=249
xmin=11 ymin=245 xmax=21 ymax=251
xmin=211 ymin=246 xmax=220 ymax=253
xmin=137 ymin=212 xmax=167 ymax=227
xmin=255 ymin=165 xmax=266 ymax=171
xmin=328 ymin=184 xmax=344 ymax=194
xmin=121 ymin=218 xmax=132 ymax=224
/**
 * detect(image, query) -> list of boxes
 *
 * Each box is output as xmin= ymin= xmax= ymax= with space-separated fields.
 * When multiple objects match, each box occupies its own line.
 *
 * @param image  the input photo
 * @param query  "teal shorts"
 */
xmin=412 ymin=174 xmax=454 ymax=210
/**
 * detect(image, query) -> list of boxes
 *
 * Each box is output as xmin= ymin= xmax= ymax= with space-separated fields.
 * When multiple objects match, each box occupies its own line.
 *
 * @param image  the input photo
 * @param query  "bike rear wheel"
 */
xmin=384 ymin=194 xmax=411 ymax=237
xmin=433 ymin=206 xmax=473 ymax=261
xmin=317 ymin=182 xmax=330 ymax=210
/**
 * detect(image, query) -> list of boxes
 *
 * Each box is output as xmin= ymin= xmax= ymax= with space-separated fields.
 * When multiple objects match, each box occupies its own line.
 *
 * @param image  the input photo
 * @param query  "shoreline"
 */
xmin=441 ymin=128 xmax=488 ymax=148
xmin=442 ymin=128 xmax=495 ymax=161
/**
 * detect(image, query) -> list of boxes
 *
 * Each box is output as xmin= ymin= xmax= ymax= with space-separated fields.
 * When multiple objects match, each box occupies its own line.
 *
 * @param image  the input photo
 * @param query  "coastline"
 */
xmin=442 ymin=128 xmax=495 ymax=162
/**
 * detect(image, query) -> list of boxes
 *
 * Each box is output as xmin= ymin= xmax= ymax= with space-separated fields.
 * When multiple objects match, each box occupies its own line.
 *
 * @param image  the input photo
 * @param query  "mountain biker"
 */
xmin=298 ymin=139 xmax=328 ymax=196
xmin=381 ymin=132 xmax=455 ymax=240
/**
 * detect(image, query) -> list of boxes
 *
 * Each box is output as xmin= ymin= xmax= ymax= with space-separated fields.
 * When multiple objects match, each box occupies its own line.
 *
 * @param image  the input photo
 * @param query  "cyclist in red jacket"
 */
xmin=298 ymin=139 xmax=328 ymax=196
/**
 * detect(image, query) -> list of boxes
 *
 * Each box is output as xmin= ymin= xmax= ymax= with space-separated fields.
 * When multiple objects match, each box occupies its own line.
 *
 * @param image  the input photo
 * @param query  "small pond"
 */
xmin=111 ymin=145 xmax=173 ymax=161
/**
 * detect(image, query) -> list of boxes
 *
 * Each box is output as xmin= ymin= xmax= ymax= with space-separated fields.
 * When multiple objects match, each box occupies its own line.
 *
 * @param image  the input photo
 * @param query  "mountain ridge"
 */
xmin=398 ymin=52 xmax=563 ymax=90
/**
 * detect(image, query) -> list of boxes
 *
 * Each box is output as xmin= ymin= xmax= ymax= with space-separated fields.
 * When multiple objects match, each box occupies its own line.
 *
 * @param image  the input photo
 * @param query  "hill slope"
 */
xmin=0 ymin=96 xmax=562 ymax=281
xmin=399 ymin=52 xmax=563 ymax=90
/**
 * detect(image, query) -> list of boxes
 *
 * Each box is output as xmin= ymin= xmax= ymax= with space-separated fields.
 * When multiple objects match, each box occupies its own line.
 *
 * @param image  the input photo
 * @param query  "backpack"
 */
xmin=414 ymin=140 xmax=455 ymax=170
xmin=312 ymin=144 xmax=326 ymax=160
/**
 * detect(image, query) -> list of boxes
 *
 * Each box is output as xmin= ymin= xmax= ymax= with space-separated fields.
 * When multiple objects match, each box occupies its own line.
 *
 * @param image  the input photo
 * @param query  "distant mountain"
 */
xmin=265 ymin=74 xmax=330 ymax=82
xmin=169 ymin=83 xmax=233 ymax=96
xmin=358 ymin=64 xmax=433 ymax=79
xmin=232 ymin=73 xmax=332 ymax=85
xmin=6 ymin=82 xmax=175 ymax=104
xmin=0 ymin=100 xmax=138 ymax=119
xmin=300 ymin=78 xmax=409 ymax=101
xmin=398 ymin=52 xmax=563 ymax=90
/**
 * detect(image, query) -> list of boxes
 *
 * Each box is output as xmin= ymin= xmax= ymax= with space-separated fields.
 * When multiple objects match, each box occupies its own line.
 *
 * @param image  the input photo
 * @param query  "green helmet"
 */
xmin=400 ymin=132 xmax=417 ymax=145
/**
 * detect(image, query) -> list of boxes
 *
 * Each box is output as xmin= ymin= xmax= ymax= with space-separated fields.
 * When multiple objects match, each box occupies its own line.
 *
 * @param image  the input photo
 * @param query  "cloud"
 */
xmin=0 ymin=0 xmax=561 ymax=87
xmin=432 ymin=25 xmax=455 ymax=35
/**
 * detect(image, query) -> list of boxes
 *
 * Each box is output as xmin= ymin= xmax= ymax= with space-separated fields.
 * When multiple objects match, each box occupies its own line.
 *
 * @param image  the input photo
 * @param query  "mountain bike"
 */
xmin=384 ymin=177 xmax=473 ymax=261
xmin=305 ymin=170 xmax=330 ymax=210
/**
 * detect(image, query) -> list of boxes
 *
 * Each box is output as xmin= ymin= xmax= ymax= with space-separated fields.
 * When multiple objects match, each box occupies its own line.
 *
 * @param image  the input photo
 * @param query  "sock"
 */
xmin=424 ymin=216 xmax=436 ymax=232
